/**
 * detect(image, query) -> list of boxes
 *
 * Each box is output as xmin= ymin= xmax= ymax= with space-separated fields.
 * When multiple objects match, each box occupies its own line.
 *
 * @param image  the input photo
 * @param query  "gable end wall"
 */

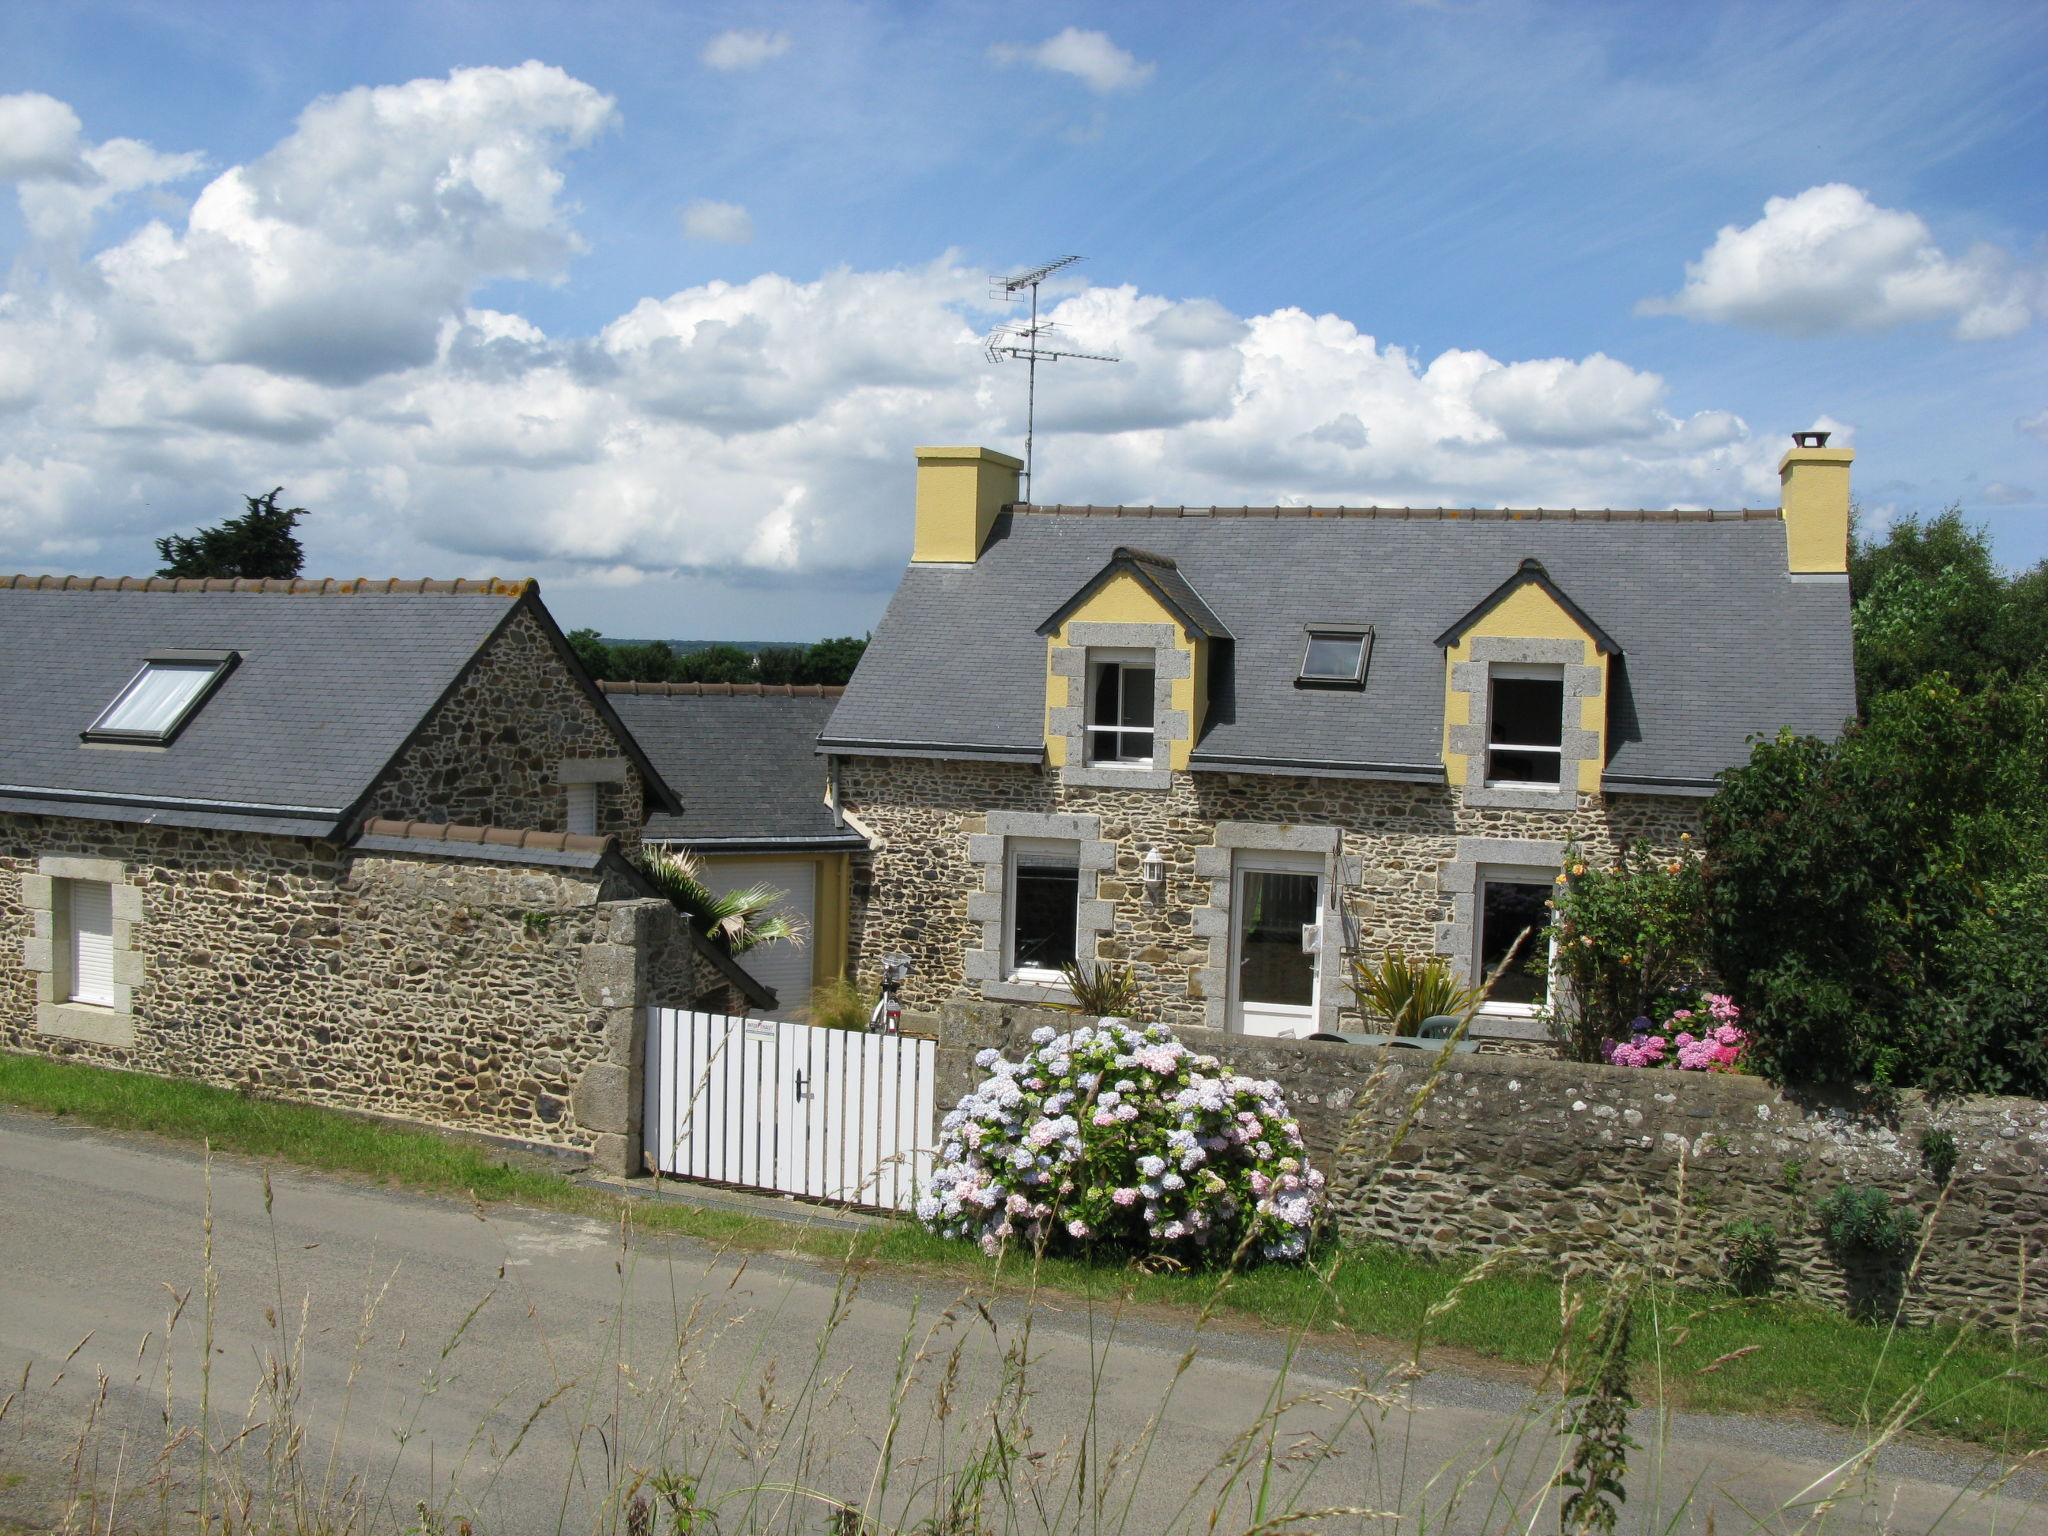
xmin=367 ymin=606 xmax=646 ymax=842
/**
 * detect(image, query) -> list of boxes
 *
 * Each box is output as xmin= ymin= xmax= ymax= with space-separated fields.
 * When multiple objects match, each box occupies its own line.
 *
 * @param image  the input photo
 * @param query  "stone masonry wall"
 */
xmin=368 ymin=605 xmax=646 ymax=843
xmin=836 ymin=755 xmax=1698 ymax=1032
xmin=938 ymin=1001 xmax=2047 ymax=1334
xmin=2 ymin=812 xmax=722 ymax=1173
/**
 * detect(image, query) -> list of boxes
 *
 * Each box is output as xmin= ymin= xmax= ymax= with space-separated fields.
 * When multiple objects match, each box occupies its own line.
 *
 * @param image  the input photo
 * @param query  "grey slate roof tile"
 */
xmin=822 ymin=510 xmax=1857 ymax=786
xmin=0 ymin=586 xmax=518 ymax=831
xmin=606 ymin=688 xmax=862 ymax=846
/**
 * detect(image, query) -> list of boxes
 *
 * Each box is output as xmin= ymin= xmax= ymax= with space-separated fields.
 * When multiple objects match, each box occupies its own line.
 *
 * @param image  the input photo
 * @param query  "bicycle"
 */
xmin=868 ymin=955 xmax=912 ymax=1033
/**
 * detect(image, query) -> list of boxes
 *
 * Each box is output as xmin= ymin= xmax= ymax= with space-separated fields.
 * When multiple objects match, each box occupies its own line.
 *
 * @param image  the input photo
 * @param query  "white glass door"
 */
xmin=1231 ymin=858 xmax=1323 ymax=1037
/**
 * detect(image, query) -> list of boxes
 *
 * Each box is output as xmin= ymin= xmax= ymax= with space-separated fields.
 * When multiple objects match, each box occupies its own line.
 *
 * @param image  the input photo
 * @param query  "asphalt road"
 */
xmin=0 ymin=1108 xmax=2039 ymax=1535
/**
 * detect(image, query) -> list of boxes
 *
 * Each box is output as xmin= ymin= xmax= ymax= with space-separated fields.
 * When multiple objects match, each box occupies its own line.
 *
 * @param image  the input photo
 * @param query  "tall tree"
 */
xmin=155 ymin=489 xmax=309 ymax=579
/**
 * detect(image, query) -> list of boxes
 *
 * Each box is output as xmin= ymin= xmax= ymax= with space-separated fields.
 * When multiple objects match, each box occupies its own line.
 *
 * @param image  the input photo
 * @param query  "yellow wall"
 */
xmin=1778 ymin=444 xmax=1854 ymax=574
xmin=1441 ymin=582 xmax=1608 ymax=793
xmin=911 ymin=446 xmax=1023 ymax=564
xmin=1043 ymin=570 xmax=1205 ymax=770
xmin=697 ymin=850 xmax=851 ymax=993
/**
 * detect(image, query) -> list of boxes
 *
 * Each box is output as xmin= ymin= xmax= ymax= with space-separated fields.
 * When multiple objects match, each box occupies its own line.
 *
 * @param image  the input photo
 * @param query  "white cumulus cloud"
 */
xmin=700 ymin=28 xmax=792 ymax=71
xmin=0 ymin=93 xmax=86 ymax=181
xmin=0 ymin=70 xmax=1803 ymax=592
xmin=680 ymin=199 xmax=755 ymax=244
xmin=990 ymin=28 xmax=1155 ymax=94
xmin=1643 ymin=184 xmax=2041 ymax=341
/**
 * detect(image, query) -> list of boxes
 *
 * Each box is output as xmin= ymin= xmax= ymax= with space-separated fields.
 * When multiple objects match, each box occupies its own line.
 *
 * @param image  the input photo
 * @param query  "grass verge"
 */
xmin=3 ymin=1050 xmax=2040 ymax=1453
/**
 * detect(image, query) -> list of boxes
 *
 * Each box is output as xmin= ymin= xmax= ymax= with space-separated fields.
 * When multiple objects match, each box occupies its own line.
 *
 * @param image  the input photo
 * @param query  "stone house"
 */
xmin=822 ymin=437 xmax=1858 ymax=1044
xmin=0 ymin=575 xmax=771 ymax=1171
xmin=602 ymin=681 xmax=868 ymax=1018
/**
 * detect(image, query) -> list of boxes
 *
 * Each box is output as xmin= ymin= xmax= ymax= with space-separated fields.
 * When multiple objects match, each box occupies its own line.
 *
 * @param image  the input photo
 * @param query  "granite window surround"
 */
xmin=963 ymin=811 xmax=1116 ymax=1004
xmin=1192 ymin=822 xmax=1352 ymax=1034
xmin=1047 ymin=622 xmax=1187 ymax=791
xmin=20 ymin=854 xmax=143 ymax=1046
xmin=1434 ymin=835 xmax=1565 ymax=1041
xmin=1446 ymin=638 xmax=1603 ymax=809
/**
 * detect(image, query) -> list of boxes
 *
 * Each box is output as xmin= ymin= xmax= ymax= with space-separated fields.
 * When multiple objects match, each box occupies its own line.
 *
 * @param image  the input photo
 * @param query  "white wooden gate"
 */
xmin=643 ymin=1008 xmax=936 ymax=1212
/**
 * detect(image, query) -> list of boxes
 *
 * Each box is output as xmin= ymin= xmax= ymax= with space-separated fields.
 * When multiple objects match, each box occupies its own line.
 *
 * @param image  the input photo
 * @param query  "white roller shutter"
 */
xmin=565 ymin=781 xmax=598 ymax=836
xmin=702 ymin=859 xmax=816 ymax=1019
xmin=68 ymin=881 xmax=115 ymax=1006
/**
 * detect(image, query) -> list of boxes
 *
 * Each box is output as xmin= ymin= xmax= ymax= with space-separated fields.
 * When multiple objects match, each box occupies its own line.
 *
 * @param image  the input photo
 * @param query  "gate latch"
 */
xmin=793 ymin=1068 xmax=807 ymax=1103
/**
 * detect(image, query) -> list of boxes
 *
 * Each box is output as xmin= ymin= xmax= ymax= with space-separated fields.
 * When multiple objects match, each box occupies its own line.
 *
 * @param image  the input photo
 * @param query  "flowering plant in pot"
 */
xmin=919 ymin=1020 xmax=1323 ymax=1264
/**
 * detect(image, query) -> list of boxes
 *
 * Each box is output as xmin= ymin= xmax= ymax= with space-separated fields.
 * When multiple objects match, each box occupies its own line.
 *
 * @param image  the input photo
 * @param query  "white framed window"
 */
xmin=1086 ymin=649 xmax=1155 ymax=766
xmin=1298 ymin=625 xmax=1372 ymax=687
xmin=1485 ymin=663 xmax=1565 ymax=787
xmin=565 ymin=780 xmax=598 ymax=836
xmin=64 ymin=879 xmax=117 ymax=1007
xmin=1475 ymin=866 xmax=1556 ymax=1014
xmin=1005 ymin=838 xmax=1081 ymax=981
xmin=86 ymin=651 xmax=237 ymax=744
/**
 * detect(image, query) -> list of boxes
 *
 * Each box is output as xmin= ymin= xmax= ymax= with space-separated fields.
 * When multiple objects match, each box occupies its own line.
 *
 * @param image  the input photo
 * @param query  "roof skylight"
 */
xmin=85 ymin=651 xmax=238 ymax=745
xmin=1297 ymin=626 xmax=1372 ymax=688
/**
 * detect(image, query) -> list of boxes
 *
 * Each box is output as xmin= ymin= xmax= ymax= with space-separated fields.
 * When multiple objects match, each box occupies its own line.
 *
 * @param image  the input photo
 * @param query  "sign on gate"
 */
xmin=642 ymin=1008 xmax=936 ymax=1212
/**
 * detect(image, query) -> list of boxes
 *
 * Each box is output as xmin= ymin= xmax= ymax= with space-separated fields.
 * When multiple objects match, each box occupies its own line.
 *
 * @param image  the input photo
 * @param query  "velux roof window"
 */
xmin=84 ymin=651 xmax=238 ymax=745
xmin=1297 ymin=625 xmax=1372 ymax=688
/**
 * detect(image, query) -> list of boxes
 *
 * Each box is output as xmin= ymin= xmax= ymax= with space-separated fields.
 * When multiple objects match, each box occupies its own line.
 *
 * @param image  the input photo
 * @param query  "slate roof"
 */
xmin=0 ymin=577 xmax=676 ymax=836
xmin=822 ymin=506 xmax=1857 ymax=790
xmin=604 ymin=684 xmax=867 ymax=849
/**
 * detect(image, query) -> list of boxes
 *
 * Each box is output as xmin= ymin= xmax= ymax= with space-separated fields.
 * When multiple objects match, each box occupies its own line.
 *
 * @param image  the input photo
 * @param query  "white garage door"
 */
xmin=702 ymin=858 xmax=816 ymax=1019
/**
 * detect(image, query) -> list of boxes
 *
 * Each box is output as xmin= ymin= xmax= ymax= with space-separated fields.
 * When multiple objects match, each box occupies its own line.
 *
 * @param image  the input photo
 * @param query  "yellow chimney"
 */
xmin=1778 ymin=431 xmax=1854 ymax=575
xmin=912 ymin=445 xmax=1023 ymax=564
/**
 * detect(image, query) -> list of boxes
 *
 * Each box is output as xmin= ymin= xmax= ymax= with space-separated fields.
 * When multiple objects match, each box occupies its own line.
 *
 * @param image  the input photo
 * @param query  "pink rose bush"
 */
xmin=1600 ymin=992 xmax=1748 ymax=1072
xmin=919 ymin=1020 xmax=1323 ymax=1263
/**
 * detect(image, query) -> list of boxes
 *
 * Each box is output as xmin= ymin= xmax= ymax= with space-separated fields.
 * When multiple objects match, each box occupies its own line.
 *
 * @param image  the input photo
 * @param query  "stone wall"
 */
xmin=2 ymin=812 xmax=725 ymax=1172
xmin=835 ymin=754 xmax=1698 ymax=1033
xmin=938 ymin=1000 xmax=2047 ymax=1334
xmin=368 ymin=605 xmax=647 ymax=843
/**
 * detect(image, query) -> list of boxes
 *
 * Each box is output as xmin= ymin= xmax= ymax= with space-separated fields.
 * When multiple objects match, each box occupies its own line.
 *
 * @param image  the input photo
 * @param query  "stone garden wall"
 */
xmin=368 ymin=605 xmax=647 ymax=843
xmin=937 ymin=1000 xmax=2048 ymax=1335
xmin=836 ymin=755 xmax=1699 ymax=1033
xmin=1 ymin=812 xmax=726 ymax=1173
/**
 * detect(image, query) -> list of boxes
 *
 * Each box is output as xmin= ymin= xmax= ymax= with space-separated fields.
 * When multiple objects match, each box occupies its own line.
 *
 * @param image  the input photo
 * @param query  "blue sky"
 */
xmin=1 ymin=0 xmax=2042 ymax=637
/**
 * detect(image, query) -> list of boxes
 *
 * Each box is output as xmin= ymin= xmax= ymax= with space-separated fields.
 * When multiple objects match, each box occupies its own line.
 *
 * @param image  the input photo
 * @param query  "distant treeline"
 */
xmin=566 ymin=629 xmax=868 ymax=686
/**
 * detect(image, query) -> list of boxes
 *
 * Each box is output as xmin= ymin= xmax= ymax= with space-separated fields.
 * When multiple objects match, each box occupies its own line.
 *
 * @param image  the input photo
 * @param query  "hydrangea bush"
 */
xmin=1600 ymin=991 xmax=1748 ymax=1071
xmin=919 ymin=1020 xmax=1324 ymax=1264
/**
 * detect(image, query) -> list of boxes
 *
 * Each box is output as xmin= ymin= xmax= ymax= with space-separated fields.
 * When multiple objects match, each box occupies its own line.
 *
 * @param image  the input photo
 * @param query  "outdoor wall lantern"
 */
xmin=1140 ymin=845 xmax=1166 ymax=899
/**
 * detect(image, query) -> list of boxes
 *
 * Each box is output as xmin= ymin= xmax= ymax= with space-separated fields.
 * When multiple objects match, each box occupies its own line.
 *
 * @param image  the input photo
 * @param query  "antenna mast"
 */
xmin=987 ymin=255 xmax=1117 ymax=502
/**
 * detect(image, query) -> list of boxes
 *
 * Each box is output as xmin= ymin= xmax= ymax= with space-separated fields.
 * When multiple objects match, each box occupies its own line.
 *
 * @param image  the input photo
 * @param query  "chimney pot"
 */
xmin=1792 ymin=430 xmax=1831 ymax=449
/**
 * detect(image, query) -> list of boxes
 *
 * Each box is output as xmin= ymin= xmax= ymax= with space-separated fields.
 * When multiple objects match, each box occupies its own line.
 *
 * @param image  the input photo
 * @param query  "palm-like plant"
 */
xmin=635 ymin=846 xmax=807 ymax=955
xmin=1058 ymin=959 xmax=1142 ymax=1018
xmin=1350 ymin=950 xmax=1484 ymax=1034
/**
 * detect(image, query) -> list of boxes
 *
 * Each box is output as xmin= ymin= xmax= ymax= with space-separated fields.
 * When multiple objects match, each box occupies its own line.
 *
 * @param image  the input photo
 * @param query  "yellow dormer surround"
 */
xmin=1439 ymin=560 xmax=1614 ymax=805
xmin=1037 ymin=548 xmax=1229 ymax=788
xmin=1779 ymin=431 xmax=1854 ymax=575
xmin=911 ymin=445 xmax=1024 ymax=564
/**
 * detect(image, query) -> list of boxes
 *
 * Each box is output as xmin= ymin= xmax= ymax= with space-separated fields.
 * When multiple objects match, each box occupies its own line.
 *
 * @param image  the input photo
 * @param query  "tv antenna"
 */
xmin=987 ymin=255 xmax=1118 ymax=502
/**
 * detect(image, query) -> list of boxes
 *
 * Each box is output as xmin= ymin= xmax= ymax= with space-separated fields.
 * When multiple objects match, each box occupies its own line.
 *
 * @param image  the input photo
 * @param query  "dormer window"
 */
xmin=84 ymin=651 xmax=238 ymax=745
xmin=1297 ymin=625 xmax=1372 ymax=687
xmin=1485 ymin=664 xmax=1564 ymax=786
xmin=1087 ymin=650 xmax=1155 ymax=766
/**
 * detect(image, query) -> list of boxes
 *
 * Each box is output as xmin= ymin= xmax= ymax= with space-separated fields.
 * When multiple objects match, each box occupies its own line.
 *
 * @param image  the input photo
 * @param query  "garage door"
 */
xmin=701 ymin=858 xmax=816 ymax=1019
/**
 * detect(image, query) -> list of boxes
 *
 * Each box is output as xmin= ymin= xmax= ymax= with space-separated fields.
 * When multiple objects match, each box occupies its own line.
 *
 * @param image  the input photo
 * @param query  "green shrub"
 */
xmin=1542 ymin=841 xmax=1712 ymax=1063
xmin=801 ymin=978 xmax=872 ymax=1032
xmin=1816 ymin=1185 xmax=1918 ymax=1260
xmin=1919 ymin=1128 xmax=1960 ymax=1186
xmin=1701 ymin=673 xmax=2048 ymax=1093
xmin=1348 ymin=950 xmax=1482 ymax=1034
xmin=1720 ymin=1217 xmax=1779 ymax=1296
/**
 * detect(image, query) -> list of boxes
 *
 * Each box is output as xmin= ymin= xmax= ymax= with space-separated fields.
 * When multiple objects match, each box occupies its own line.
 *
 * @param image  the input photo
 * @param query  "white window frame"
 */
xmin=84 ymin=650 xmax=238 ymax=745
xmin=1084 ymin=648 xmax=1156 ymax=768
xmin=1483 ymin=662 xmax=1566 ymax=789
xmin=62 ymin=878 xmax=117 ymax=1008
xmin=1004 ymin=837 xmax=1082 ymax=983
xmin=1474 ymin=863 xmax=1558 ymax=1017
